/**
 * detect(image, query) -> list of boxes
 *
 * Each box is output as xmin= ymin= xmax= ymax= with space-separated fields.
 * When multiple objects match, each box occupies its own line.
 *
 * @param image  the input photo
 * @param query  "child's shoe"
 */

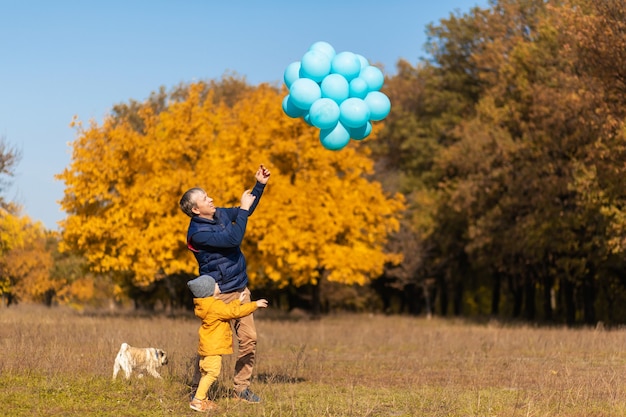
xmin=189 ymin=397 xmax=218 ymax=412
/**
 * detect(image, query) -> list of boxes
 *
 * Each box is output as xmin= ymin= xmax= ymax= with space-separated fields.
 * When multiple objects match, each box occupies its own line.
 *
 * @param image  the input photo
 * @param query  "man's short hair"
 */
xmin=179 ymin=187 xmax=204 ymax=218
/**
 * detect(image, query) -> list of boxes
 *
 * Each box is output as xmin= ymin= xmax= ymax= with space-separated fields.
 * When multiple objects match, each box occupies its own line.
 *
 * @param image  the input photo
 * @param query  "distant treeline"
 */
xmin=2 ymin=0 xmax=626 ymax=326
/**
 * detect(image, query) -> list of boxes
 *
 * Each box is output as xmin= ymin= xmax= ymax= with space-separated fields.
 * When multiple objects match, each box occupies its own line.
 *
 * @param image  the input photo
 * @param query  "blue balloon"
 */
xmin=309 ymin=98 xmax=340 ymax=129
xmin=321 ymin=73 xmax=349 ymax=104
xmin=339 ymin=97 xmax=370 ymax=128
xmin=360 ymin=65 xmax=385 ymax=91
xmin=355 ymin=54 xmax=369 ymax=71
xmin=349 ymin=121 xmax=372 ymax=140
xmin=309 ymin=41 xmax=336 ymax=60
xmin=281 ymin=43 xmax=386 ymax=148
xmin=331 ymin=51 xmax=361 ymax=82
xmin=302 ymin=111 xmax=313 ymax=126
xmin=320 ymin=122 xmax=351 ymax=151
xmin=364 ymin=91 xmax=391 ymax=121
xmin=289 ymin=78 xmax=321 ymax=110
xmin=299 ymin=50 xmax=331 ymax=82
xmin=283 ymin=61 xmax=301 ymax=89
xmin=282 ymin=95 xmax=307 ymax=118
xmin=349 ymin=77 xmax=369 ymax=99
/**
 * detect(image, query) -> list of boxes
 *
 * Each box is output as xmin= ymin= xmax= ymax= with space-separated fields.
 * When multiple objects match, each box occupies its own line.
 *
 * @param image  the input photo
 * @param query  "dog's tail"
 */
xmin=113 ymin=342 xmax=131 ymax=380
xmin=120 ymin=342 xmax=129 ymax=352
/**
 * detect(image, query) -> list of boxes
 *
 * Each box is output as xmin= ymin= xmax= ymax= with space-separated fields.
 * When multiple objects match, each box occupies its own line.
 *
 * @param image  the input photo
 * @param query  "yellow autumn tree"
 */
xmin=233 ymin=87 xmax=405 ymax=288
xmin=0 ymin=208 xmax=56 ymax=306
xmin=57 ymin=80 xmax=405 ymax=291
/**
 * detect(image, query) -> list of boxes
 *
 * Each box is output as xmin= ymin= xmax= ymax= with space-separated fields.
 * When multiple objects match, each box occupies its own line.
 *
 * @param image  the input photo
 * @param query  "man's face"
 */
xmin=192 ymin=191 xmax=216 ymax=219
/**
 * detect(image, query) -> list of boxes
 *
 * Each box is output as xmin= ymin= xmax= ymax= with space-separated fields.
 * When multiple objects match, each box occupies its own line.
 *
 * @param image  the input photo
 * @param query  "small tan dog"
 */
xmin=112 ymin=342 xmax=168 ymax=379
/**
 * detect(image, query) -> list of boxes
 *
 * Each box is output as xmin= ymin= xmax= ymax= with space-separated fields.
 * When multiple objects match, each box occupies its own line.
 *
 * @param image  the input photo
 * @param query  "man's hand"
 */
xmin=240 ymin=190 xmax=256 ymax=210
xmin=255 ymin=164 xmax=271 ymax=185
xmin=238 ymin=292 xmax=268 ymax=308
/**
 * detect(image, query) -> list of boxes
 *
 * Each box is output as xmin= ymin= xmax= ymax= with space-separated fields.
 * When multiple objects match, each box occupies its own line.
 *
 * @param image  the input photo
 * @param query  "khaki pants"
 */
xmin=192 ymin=287 xmax=257 ymax=394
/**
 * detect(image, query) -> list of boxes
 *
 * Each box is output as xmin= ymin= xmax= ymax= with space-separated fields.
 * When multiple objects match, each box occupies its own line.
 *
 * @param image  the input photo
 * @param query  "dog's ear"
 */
xmin=158 ymin=349 xmax=168 ymax=365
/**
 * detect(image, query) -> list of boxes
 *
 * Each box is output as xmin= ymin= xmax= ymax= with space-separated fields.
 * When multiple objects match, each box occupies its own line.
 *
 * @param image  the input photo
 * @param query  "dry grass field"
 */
xmin=1 ymin=304 xmax=626 ymax=416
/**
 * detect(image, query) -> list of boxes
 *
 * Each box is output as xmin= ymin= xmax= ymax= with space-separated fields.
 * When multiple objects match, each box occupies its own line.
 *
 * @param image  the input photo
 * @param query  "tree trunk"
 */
xmin=524 ymin=278 xmax=536 ymax=321
xmin=491 ymin=272 xmax=501 ymax=316
xmin=437 ymin=274 xmax=448 ymax=316
xmin=453 ymin=280 xmax=463 ymax=316
xmin=563 ymin=279 xmax=576 ymax=326
xmin=582 ymin=269 xmax=596 ymax=325
xmin=423 ymin=278 xmax=435 ymax=319
xmin=510 ymin=275 xmax=523 ymax=318
xmin=311 ymin=279 xmax=321 ymax=317
xmin=542 ymin=275 xmax=554 ymax=322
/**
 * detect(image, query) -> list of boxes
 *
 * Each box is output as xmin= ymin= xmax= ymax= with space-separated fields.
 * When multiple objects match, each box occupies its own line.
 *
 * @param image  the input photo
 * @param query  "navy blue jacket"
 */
xmin=186 ymin=182 xmax=266 ymax=293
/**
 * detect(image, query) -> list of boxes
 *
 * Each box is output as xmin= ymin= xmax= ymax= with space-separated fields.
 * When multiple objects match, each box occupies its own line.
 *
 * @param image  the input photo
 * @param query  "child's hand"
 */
xmin=255 ymin=299 xmax=268 ymax=308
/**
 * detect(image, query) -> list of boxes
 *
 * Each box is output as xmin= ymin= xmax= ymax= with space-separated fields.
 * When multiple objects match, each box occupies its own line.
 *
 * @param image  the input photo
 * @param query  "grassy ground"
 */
xmin=1 ymin=304 xmax=626 ymax=416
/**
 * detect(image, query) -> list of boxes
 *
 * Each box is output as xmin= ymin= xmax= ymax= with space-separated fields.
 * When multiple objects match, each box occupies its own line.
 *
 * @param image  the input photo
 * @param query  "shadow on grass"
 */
xmin=256 ymin=373 xmax=306 ymax=383
xmin=194 ymin=373 xmax=306 ymax=402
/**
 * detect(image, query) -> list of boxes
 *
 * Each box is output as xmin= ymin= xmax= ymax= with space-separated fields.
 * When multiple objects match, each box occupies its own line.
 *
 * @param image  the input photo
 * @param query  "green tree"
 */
xmin=377 ymin=0 xmax=626 ymax=324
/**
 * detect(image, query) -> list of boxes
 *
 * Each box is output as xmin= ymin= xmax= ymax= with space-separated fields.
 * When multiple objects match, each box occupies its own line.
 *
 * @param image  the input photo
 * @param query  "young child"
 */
xmin=187 ymin=275 xmax=268 ymax=412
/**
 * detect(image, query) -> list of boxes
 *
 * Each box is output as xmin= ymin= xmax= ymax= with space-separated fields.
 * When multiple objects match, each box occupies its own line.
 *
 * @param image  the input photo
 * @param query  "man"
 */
xmin=179 ymin=164 xmax=271 ymax=403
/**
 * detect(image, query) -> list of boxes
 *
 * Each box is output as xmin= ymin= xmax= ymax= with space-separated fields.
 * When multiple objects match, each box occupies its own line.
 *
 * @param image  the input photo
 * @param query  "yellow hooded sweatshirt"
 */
xmin=193 ymin=297 xmax=258 ymax=356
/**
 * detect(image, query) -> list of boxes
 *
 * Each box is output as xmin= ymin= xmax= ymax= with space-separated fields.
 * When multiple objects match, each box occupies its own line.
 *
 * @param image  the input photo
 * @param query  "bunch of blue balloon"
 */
xmin=282 ymin=41 xmax=391 ymax=151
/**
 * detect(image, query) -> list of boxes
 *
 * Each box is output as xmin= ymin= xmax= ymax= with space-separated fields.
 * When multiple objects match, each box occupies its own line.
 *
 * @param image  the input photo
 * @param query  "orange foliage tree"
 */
xmin=57 ymin=81 xmax=405 ymax=293
xmin=0 ymin=209 xmax=56 ymax=306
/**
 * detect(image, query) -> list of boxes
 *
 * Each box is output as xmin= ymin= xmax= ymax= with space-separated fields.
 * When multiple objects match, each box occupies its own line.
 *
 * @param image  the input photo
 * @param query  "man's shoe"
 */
xmin=234 ymin=388 xmax=261 ymax=403
xmin=189 ymin=397 xmax=218 ymax=412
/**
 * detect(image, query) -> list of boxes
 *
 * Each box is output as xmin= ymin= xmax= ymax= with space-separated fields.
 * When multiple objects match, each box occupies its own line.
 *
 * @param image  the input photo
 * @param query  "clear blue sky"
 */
xmin=0 ymin=0 xmax=486 ymax=230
